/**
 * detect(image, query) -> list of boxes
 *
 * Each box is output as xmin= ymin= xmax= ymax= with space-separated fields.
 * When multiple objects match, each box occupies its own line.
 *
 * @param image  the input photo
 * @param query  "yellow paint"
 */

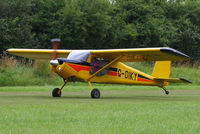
xmin=88 ymin=81 xmax=93 ymax=90
xmin=7 ymin=47 xmax=189 ymax=61
xmin=152 ymin=61 xmax=171 ymax=78
xmin=54 ymin=61 xmax=162 ymax=87
xmin=7 ymin=49 xmax=70 ymax=59
xmin=90 ymin=48 xmax=188 ymax=62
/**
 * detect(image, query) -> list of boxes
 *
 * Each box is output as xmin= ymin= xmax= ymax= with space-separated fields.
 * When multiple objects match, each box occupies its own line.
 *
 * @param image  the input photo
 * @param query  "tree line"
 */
xmin=0 ymin=0 xmax=200 ymax=60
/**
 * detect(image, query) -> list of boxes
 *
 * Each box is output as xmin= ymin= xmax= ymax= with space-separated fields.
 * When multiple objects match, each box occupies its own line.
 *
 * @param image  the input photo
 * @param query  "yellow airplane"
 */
xmin=7 ymin=39 xmax=191 ymax=98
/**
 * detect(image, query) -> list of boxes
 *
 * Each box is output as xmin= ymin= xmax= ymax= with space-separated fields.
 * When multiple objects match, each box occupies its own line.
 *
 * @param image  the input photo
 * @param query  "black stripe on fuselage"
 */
xmin=109 ymin=67 xmax=117 ymax=72
xmin=138 ymin=74 xmax=151 ymax=80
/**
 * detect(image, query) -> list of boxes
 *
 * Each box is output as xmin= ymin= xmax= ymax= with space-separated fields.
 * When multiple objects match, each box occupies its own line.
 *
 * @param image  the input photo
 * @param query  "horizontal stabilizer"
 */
xmin=154 ymin=78 xmax=192 ymax=83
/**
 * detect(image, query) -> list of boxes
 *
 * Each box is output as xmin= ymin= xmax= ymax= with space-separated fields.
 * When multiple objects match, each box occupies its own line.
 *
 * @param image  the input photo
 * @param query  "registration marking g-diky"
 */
xmin=117 ymin=69 xmax=137 ymax=80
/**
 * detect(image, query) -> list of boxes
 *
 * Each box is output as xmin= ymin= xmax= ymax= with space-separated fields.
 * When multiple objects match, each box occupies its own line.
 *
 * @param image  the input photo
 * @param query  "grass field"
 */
xmin=0 ymin=84 xmax=200 ymax=134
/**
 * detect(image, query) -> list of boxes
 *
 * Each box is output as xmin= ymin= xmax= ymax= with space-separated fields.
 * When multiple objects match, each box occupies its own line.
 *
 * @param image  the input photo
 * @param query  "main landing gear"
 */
xmin=88 ymin=81 xmax=100 ymax=99
xmin=52 ymin=79 xmax=100 ymax=98
xmin=52 ymin=79 xmax=67 ymax=97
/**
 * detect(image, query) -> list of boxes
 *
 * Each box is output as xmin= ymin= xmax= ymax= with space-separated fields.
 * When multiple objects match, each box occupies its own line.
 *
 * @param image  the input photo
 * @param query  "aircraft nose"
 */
xmin=50 ymin=59 xmax=58 ymax=67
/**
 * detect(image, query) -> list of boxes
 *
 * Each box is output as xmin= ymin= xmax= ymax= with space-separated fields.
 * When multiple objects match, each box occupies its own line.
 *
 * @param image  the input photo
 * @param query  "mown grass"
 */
xmin=0 ymin=83 xmax=199 ymax=92
xmin=0 ymin=85 xmax=200 ymax=134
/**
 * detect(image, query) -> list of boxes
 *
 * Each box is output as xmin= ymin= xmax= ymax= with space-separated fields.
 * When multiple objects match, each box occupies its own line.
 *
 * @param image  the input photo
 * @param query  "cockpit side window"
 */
xmin=90 ymin=57 xmax=109 ymax=76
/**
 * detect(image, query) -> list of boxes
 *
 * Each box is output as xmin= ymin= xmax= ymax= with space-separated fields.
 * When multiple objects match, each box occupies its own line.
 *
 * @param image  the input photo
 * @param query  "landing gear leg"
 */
xmin=161 ymin=86 xmax=169 ymax=95
xmin=88 ymin=81 xmax=100 ymax=99
xmin=52 ymin=79 xmax=67 ymax=97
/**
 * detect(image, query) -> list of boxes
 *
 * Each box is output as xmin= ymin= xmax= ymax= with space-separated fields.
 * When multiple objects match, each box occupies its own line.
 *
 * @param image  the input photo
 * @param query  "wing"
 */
xmin=6 ymin=49 xmax=71 ymax=59
xmin=90 ymin=47 xmax=189 ymax=62
xmin=7 ymin=47 xmax=189 ymax=61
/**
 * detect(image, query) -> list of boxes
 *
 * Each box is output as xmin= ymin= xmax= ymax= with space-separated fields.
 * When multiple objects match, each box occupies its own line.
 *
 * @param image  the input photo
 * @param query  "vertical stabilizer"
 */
xmin=152 ymin=61 xmax=171 ymax=78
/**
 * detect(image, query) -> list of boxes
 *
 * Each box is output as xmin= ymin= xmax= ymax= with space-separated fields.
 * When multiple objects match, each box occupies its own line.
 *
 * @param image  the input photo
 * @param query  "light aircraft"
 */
xmin=6 ymin=38 xmax=191 ymax=98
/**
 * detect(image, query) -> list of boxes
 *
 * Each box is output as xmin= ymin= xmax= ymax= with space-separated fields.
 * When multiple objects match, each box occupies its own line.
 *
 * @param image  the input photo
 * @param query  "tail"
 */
xmin=152 ymin=61 xmax=191 ymax=84
xmin=152 ymin=61 xmax=171 ymax=78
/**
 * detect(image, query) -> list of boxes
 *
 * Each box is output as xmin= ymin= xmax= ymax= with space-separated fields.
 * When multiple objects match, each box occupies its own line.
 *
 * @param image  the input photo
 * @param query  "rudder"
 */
xmin=152 ymin=61 xmax=171 ymax=78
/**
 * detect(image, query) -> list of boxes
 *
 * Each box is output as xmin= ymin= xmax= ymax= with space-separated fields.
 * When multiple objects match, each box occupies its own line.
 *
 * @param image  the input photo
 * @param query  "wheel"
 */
xmin=165 ymin=90 xmax=169 ymax=95
xmin=91 ymin=88 xmax=100 ymax=98
xmin=52 ymin=88 xmax=62 ymax=97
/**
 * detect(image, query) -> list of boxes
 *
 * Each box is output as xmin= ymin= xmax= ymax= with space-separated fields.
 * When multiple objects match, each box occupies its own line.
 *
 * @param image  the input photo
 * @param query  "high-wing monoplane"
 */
xmin=7 ymin=39 xmax=191 ymax=98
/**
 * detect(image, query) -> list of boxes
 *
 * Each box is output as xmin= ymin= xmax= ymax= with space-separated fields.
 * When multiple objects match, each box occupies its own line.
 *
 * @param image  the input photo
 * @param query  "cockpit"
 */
xmin=56 ymin=50 xmax=109 ymax=76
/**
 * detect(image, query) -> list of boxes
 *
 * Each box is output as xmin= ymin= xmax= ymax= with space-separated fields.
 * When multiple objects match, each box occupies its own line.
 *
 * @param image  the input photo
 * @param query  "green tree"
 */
xmin=31 ymin=0 xmax=65 ymax=49
xmin=61 ymin=0 xmax=113 ymax=49
xmin=0 ymin=0 xmax=35 ymax=53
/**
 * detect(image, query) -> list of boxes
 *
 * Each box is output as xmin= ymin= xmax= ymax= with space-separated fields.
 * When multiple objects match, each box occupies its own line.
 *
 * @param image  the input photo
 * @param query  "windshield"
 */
xmin=67 ymin=50 xmax=90 ymax=62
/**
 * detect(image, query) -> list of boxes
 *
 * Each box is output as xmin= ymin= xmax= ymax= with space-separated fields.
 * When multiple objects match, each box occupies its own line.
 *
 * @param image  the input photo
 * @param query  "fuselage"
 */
xmin=50 ymin=60 xmax=165 ymax=86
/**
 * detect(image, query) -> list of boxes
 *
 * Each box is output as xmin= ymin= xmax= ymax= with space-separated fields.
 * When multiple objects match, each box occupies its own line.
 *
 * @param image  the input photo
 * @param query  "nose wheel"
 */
xmin=52 ymin=88 xmax=62 ymax=97
xmin=52 ymin=79 xmax=67 ymax=97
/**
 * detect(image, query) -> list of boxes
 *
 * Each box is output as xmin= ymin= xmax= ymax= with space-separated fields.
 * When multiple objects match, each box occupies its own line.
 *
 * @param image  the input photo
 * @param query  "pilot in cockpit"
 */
xmin=90 ymin=57 xmax=109 ymax=76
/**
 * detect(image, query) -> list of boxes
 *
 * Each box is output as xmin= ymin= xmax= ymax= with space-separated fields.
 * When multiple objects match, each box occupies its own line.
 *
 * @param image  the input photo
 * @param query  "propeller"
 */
xmin=50 ymin=38 xmax=61 ymax=67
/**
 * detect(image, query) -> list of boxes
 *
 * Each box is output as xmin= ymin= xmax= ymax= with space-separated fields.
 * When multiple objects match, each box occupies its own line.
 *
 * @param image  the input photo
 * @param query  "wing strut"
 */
xmin=87 ymin=55 xmax=123 ymax=81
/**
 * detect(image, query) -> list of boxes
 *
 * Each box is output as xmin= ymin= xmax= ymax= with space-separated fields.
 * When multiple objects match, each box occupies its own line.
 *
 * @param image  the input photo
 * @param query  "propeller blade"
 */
xmin=51 ymin=38 xmax=61 ymax=60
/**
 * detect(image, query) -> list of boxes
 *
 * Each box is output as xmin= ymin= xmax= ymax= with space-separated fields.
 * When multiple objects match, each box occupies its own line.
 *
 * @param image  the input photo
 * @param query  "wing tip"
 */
xmin=6 ymin=48 xmax=16 ymax=54
xmin=160 ymin=47 xmax=190 ymax=59
xmin=6 ymin=49 xmax=10 ymax=53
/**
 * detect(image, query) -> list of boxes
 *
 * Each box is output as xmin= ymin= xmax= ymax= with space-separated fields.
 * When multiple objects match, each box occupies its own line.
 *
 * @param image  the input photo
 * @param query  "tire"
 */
xmin=91 ymin=88 xmax=100 ymax=99
xmin=165 ymin=90 xmax=169 ymax=95
xmin=52 ymin=88 xmax=62 ymax=97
